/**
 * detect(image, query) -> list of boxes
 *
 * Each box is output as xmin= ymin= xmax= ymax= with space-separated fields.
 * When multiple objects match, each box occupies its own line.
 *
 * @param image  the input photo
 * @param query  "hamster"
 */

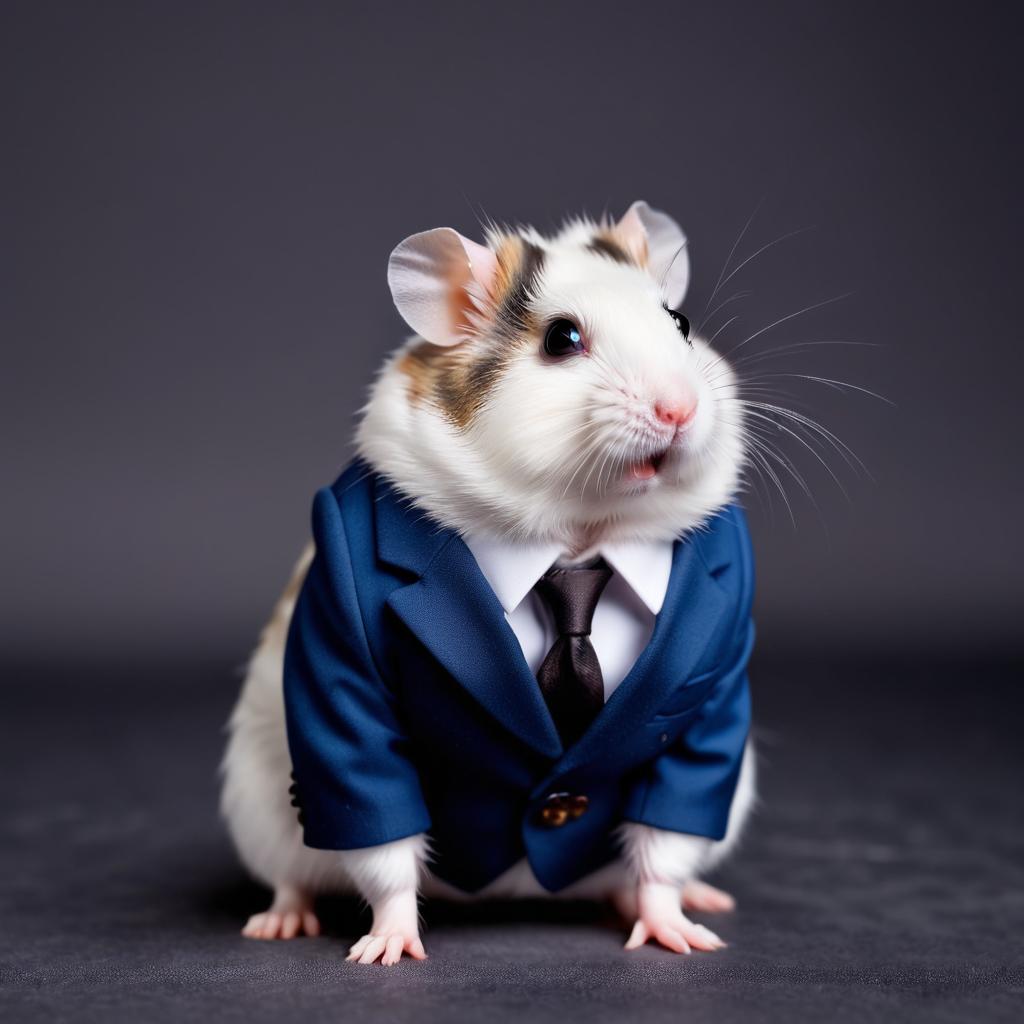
xmin=220 ymin=201 xmax=756 ymax=964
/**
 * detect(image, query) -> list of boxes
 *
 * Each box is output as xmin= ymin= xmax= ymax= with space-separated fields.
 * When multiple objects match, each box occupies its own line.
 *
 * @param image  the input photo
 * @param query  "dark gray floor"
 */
xmin=2 ymin=655 xmax=1022 ymax=1023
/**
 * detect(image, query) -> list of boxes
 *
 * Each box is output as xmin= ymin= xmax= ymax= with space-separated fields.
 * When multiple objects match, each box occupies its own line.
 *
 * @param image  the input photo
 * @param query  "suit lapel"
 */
xmin=375 ymin=477 xmax=563 ymax=759
xmin=555 ymin=535 xmax=730 ymax=776
xmin=372 ymin=471 xmax=733 ymax=769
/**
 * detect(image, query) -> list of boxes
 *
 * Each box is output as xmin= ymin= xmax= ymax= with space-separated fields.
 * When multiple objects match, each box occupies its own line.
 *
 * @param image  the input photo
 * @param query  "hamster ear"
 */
xmin=387 ymin=227 xmax=499 ymax=346
xmin=615 ymin=201 xmax=690 ymax=308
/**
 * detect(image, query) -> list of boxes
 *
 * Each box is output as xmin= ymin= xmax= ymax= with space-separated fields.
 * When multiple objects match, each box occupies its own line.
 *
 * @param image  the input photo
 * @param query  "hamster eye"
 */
xmin=665 ymin=306 xmax=691 ymax=345
xmin=543 ymin=318 xmax=586 ymax=358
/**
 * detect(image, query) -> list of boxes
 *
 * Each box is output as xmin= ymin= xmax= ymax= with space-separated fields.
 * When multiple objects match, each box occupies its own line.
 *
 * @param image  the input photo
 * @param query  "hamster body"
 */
xmin=221 ymin=202 xmax=756 ymax=961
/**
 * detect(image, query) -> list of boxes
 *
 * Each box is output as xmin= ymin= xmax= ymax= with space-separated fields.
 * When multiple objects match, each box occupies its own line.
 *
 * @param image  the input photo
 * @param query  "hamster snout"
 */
xmin=653 ymin=395 xmax=697 ymax=427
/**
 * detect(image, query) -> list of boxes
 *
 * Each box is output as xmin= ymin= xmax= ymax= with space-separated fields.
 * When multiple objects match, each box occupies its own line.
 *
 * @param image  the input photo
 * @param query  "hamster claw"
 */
xmin=241 ymin=887 xmax=320 ymax=940
xmin=624 ymin=881 xmax=729 ymax=955
xmin=346 ymin=931 xmax=427 ymax=966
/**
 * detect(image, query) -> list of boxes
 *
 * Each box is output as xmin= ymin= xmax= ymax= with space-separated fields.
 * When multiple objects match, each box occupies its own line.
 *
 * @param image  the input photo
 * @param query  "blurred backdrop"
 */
xmin=4 ymin=1 xmax=1022 ymax=670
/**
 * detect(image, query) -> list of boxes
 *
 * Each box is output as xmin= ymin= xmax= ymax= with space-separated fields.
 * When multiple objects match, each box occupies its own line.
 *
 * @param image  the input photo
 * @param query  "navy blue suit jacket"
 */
xmin=283 ymin=462 xmax=755 ymax=894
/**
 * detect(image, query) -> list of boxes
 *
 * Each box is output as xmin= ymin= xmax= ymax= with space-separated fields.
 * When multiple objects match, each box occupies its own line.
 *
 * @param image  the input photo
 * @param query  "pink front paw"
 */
xmin=624 ymin=882 xmax=727 ymax=955
xmin=346 ymin=889 xmax=426 ymax=966
xmin=241 ymin=885 xmax=320 ymax=941
xmin=346 ymin=930 xmax=427 ymax=966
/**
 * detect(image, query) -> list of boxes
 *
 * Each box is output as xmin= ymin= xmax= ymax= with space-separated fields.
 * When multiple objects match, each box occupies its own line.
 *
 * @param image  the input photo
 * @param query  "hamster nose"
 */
xmin=654 ymin=396 xmax=697 ymax=427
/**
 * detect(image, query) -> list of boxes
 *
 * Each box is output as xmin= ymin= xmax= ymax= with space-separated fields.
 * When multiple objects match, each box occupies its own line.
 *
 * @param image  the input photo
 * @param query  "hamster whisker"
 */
xmin=694 ymin=290 xmax=752 ymax=337
xmin=741 ymin=408 xmax=849 ymax=501
xmin=746 ymin=426 xmax=822 ymax=513
xmin=726 ymin=386 xmax=819 ymax=417
xmin=580 ymin=431 xmax=640 ymax=498
xmin=704 ymin=315 xmax=742 ymax=352
xmin=658 ymin=241 xmax=690 ymax=295
xmin=744 ymin=372 xmax=893 ymax=406
xmin=738 ymin=400 xmax=869 ymax=479
xmin=554 ymin=448 xmax=603 ymax=498
xmin=737 ymin=452 xmax=774 ymax=515
xmin=588 ymin=441 xmax=614 ymax=497
xmin=743 ymin=424 xmax=817 ymax=511
xmin=728 ymin=379 xmax=809 ymax=400
xmin=741 ymin=434 xmax=797 ymax=527
xmin=594 ymin=445 xmax=620 ymax=497
xmin=559 ymin=434 xmax=606 ymax=501
xmin=701 ymin=293 xmax=853 ymax=381
xmin=713 ymin=226 xmax=816 ymax=300
xmin=586 ymin=348 xmax=635 ymax=398
xmin=600 ymin=440 xmax=644 ymax=497
xmin=577 ymin=444 xmax=609 ymax=498
xmin=699 ymin=200 xmax=763 ymax=326
xmin=729 ymin=338 xmax=882 ymax=369
xmin=718 ymin=427 xmax=769 ymax=512
xmin=546 ymin=417 xmax=604 ymax=447
xmin=739 ymin=400 xmax=864 ymax=473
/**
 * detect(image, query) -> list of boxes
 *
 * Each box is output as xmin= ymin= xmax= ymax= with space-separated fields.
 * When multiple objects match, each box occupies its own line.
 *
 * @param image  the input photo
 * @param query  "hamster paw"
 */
xmin=346 ymin=931 xmax=427 ymax=966
xmin=242 ymin=886 xmax=320 ymax=940
xmin=346 ymin=890 xmax=426 ymax=965
xmin=681 ymin=879 xmax=736 ymax=914
xmin=624 ymin=912 xmax=726 ymax=955
xmin=624 ymin=881 xmax=727 ymax=955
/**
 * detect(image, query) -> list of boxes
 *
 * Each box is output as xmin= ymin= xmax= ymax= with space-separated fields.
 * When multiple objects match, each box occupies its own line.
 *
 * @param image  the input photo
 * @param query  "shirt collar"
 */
xmin=462 ymin=533 xmax=675 ymax=617
xmin=600 ymin=540 xmax=675 ymax=615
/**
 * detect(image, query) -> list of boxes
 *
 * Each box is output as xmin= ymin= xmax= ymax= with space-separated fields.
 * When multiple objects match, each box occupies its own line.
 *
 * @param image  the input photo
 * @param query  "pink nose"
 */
xmin=654 ymin=397 xmax=697 ymax=426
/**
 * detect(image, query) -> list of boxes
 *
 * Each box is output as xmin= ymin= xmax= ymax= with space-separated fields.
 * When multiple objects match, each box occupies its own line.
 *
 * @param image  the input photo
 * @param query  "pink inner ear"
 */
xmin=615 ymin=204 xmax=649 ymax=263
xmin=460 ymin=237 xmax=499 ymax=296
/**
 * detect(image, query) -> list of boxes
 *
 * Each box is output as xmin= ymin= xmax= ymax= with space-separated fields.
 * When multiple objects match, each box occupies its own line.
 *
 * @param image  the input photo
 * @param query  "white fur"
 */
xmin=220 ymin=204 xmax=754 ymax=919
xmin=358 ymin=216 xmax=744 ymax=548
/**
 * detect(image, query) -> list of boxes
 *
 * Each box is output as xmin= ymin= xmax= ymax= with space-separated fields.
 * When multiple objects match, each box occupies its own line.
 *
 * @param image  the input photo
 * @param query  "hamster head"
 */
xmin=357 ymin=201 xmax=746 ymax=548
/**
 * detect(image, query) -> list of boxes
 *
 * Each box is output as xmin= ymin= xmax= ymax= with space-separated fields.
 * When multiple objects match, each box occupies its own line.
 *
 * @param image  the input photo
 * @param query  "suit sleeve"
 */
xmin=283 ymin=487 xmax=432 ymax=850
xmin=622 ymin=506 xmax=755 ymax=841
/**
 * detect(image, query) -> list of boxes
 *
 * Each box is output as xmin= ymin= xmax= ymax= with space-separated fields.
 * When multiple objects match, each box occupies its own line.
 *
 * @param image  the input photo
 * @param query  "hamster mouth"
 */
xmin=625 ymin=447 xmax=669 ymax=482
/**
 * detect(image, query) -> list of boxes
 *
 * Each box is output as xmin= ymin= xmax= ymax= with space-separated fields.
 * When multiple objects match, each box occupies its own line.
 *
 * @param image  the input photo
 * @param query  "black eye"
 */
xmin=543 ymin=318 xmax=586 ymax=358
xmin=665 ymin=306 xmax=691 ymax=344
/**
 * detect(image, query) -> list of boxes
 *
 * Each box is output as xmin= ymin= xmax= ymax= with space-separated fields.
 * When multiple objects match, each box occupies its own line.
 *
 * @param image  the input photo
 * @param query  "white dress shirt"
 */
xmin=461 ymin=535 xmax=676 ymax=699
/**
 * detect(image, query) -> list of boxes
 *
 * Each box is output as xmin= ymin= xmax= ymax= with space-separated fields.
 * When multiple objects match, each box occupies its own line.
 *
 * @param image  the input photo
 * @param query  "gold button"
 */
xmin=538 ymin=792 xmax=588 ymax=828
xmin=567 ymin=794 xmax=589 ymax=819
xmin=540 ymin=804 xmax=569 ymax=827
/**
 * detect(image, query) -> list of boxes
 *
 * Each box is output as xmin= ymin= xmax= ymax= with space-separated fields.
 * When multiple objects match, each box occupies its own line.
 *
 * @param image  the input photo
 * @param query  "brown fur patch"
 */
xmin=398 ymin=235 xmax=545 ymax=428
xmin=587 ymin=234 xmax=633 ymax=265
xmin=398 ymin=339 xmax=490 ymax=428
xmin=398 ymin=347 xmax=440 ymax=407
xmin=493 ymin=238 xmax=545 ymax=337
xmin=592 ymin=227 xmax=647 ymax=268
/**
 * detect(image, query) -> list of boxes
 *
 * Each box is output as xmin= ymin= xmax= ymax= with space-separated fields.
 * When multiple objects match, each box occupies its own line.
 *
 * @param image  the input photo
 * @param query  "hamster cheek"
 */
xmin=473 ymin=354 xmax=593 ymax=485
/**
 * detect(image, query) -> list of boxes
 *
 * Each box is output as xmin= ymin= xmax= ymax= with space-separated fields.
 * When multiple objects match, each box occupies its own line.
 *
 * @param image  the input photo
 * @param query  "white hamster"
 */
xmin=220 ymin=201 xmax=756 ymax=964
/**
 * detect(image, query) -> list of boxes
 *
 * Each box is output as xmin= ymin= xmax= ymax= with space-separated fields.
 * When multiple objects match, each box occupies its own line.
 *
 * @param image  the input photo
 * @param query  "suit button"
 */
xmin=540 ymin=803 xmax=569 ymax=827
xmin=538 ymin=792 xmax=588 ymax=827
xmin=567 ymin=794 xmax=589 ymax=819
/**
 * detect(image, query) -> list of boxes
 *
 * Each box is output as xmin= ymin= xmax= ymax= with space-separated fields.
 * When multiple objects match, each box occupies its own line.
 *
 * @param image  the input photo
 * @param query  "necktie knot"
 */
xmin=534 ymin=560 xmax=613 ymax=637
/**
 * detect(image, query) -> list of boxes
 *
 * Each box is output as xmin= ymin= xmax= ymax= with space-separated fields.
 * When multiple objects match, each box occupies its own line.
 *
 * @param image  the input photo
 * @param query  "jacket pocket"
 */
xmin=649 ymin=667 xmax=719 ymax=720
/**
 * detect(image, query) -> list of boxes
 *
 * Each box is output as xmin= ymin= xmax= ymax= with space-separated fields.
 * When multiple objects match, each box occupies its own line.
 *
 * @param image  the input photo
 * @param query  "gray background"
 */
xmin=4 ymin=6 xmax=1023 ymax=1022
xmin=4 ymin=0 xmax=1022 ymax=668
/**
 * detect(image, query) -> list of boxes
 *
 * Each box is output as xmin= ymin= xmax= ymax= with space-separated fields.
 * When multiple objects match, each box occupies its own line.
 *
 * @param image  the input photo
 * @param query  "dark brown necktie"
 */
xmin=532 ymin=559 xmax=613 ymax=747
